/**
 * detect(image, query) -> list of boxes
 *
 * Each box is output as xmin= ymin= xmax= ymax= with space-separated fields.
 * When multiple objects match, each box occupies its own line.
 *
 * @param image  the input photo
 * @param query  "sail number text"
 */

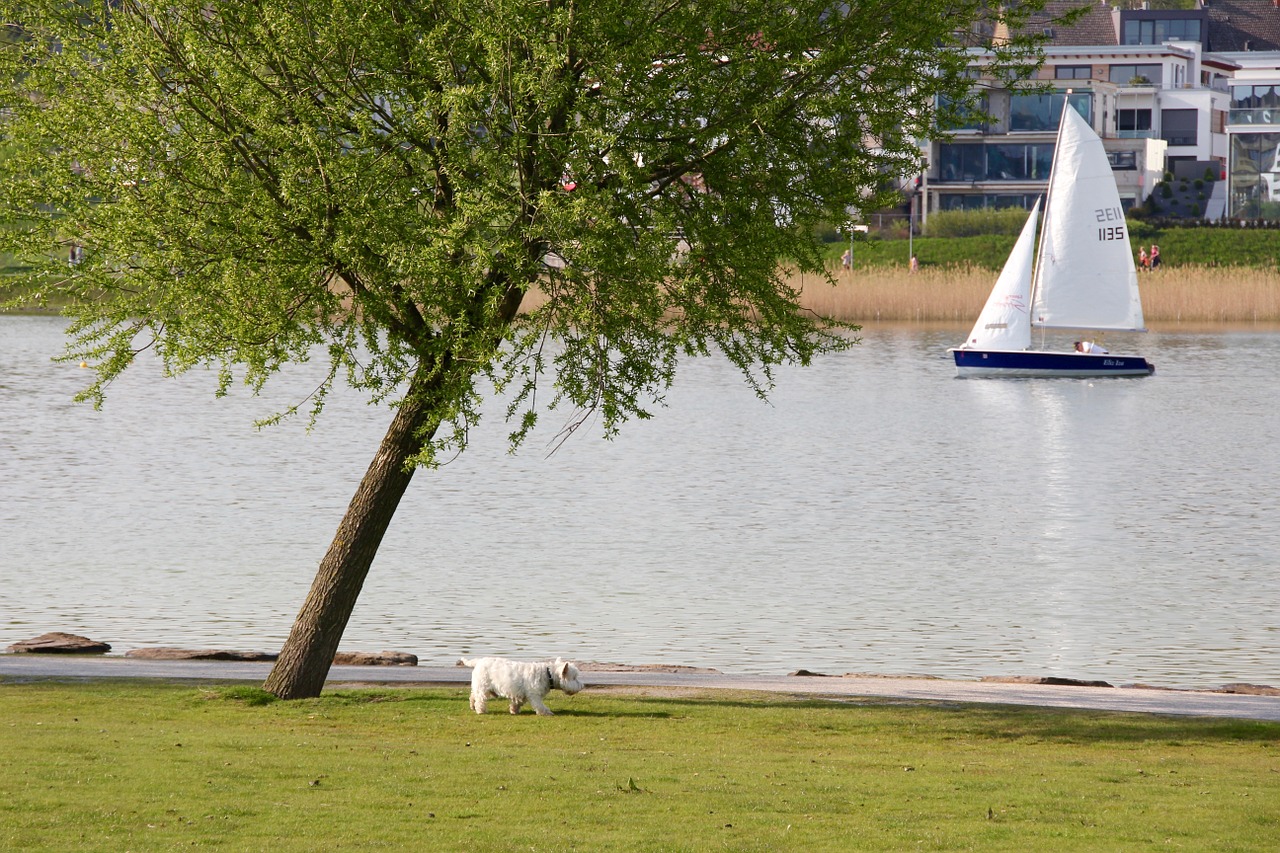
xmin=1095 ymin=206 xmax=1126 ymax=242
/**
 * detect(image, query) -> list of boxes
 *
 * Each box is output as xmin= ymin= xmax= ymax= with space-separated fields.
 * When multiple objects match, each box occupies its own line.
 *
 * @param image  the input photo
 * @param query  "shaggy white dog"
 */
xmin=461 ymin=656 xmax=584 ymax=716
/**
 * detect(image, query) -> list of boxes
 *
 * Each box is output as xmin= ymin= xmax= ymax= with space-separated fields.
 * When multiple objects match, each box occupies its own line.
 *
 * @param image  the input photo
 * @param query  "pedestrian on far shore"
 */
xmin=1150 ymin=244 xmax=1161 ymax=270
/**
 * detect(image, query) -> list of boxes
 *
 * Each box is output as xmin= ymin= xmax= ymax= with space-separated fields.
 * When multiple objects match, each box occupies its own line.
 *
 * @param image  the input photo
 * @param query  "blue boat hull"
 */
xmin=950 ymin=348 xmax=1155 ymax=378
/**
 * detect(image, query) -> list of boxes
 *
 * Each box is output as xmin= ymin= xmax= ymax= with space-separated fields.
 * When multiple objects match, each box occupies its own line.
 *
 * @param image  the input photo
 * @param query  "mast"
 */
xmin=1030 ymin=92 xmax=1073 ymax=340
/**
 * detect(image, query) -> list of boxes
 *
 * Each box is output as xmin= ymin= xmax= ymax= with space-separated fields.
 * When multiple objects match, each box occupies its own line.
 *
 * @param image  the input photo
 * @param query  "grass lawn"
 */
xmin=1 ymin=680 xmax=1277 ymax=851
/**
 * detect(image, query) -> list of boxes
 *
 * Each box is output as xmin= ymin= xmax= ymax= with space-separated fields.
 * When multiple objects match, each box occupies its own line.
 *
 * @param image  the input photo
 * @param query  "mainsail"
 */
xmin=962 ymin=198 xmax=1039 ymax=350
xmin=1031 ymin=105 xmax=1146 ymax=332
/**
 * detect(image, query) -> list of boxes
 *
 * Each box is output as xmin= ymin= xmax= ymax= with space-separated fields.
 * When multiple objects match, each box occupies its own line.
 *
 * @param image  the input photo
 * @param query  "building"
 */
xmin=920 ymin=0 xmax=1280 ymax=219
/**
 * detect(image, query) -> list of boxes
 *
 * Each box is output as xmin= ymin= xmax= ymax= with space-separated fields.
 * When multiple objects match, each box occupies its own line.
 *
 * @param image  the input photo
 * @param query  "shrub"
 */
xmin=1194 ymin=178 xmax=1204 ymax=190
xmin=1204 ymin=166 xmax=1217 ymax=182
xmin=1161 ymin=184 xmax=1173 ymax=198
xmin=920 ymin=206 xmax=1030 ymax=238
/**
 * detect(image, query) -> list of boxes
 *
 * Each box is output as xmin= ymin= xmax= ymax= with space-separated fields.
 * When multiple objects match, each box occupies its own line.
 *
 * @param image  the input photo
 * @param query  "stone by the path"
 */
xmin=123 ymin=648 xmax=418 ymax=665
xmin=578 ymin=661 xmax=722 ymax=674
xmin=332 ymin=651 xmax=417 ymax=666
xmin=981 ymin=675 xmax=1114 ymax=688
xmin=1217 ymin=682 xmax=1280 ymax=696
xmin=789 ymin=670 xmax=943 ymax=680
xmin=6 ymin=632 xmax=111 ymax=654
xmin=125 ymin=648 xmax=277 ymax=662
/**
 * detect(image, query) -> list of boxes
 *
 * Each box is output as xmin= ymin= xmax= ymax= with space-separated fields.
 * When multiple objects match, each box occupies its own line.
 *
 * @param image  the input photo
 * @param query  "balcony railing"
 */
xmin=1229 ymin=108 xmax=1280 ymax=126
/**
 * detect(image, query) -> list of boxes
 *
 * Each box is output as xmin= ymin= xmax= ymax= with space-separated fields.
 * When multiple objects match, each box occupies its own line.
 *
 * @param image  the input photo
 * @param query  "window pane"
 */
xmin=1010 ymin=95 xmax=1054 ymax=131
xmin=1032 ymin=144 xmax=1055 ymax=179
xmin=1161 ymin=109 xmax=1198 ymax=145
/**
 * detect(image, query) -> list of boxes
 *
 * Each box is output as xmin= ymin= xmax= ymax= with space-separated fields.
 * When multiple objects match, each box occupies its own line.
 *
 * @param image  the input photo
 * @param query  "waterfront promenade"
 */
xmin=2 ymin=655 xmax=1277 ymax=722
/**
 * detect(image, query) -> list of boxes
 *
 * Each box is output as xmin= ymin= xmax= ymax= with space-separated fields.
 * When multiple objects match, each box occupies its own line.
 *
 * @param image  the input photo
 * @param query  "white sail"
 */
xmin=1031 ymin=105 xmax=1146 ymax=332
xmin=962 ymin=198 xmax=1039 ymax=350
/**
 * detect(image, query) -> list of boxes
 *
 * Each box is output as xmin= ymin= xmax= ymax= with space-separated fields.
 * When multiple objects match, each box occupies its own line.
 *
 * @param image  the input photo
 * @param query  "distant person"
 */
xmin=1138 ymin=246 xmax=1148 ymax=272
xmin=841 ymin=249 xmax=852 ymax=269
xmin=909 ymin=254 xmax=919 ymax=273
xmin=1150 ymin=244 xmax=1161 ymax=270
xmin=1074 ymin=340 xmax=1108 ymax=354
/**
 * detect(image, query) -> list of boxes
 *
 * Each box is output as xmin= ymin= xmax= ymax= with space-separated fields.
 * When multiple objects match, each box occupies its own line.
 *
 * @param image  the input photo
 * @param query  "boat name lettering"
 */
xmin=1097 ymin=225 xmax=1126 ymax=242
xmin=1094 ymin=206 xmax=1124 ymax=222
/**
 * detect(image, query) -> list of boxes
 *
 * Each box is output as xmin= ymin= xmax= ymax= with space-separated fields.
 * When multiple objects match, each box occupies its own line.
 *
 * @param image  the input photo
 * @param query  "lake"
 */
xmin=1 ymin=315 xmax=1276 ymax=689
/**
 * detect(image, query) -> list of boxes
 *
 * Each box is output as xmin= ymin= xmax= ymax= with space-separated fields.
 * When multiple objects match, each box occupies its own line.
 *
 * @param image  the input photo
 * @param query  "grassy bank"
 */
xmin=829 ymin=225 xmax=1280 ymax=272
xmin=789 ymin=264 xmax=1280 ymax=324
xmin=2 ymin=681 xmax=1277 ymax=851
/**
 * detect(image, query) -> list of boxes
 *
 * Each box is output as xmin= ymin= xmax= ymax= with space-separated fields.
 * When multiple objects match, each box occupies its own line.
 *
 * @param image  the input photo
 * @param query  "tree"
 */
xmin=0 ymin=1 xmax=1045 ymax=698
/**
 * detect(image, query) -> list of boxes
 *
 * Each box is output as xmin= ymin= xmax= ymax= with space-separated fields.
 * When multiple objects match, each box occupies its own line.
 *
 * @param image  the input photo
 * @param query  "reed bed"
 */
xmin=788 ymin=264 xmax=992 ymax=324
xmin=787 ymin=263 xmax=1280 ymax=324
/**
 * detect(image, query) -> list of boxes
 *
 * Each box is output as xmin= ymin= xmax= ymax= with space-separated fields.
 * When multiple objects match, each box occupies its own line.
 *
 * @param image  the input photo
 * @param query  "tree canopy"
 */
xmin=0 ymin=0 xmax=1046 ymax=697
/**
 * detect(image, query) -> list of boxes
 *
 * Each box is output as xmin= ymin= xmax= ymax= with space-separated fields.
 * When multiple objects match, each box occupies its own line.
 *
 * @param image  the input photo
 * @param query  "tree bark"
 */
xmin=263 ymin=365 xmax=438 ymax=699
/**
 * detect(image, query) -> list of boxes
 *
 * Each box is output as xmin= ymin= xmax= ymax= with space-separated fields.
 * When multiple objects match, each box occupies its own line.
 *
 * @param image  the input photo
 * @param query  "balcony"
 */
xmin=1229 ymin=108 xmax=1280 ymax=127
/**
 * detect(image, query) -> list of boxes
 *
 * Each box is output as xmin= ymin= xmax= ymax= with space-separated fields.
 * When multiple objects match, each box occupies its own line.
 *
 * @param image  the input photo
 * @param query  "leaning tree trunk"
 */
xmin=263 ymin=366 xmax=439 ymax=700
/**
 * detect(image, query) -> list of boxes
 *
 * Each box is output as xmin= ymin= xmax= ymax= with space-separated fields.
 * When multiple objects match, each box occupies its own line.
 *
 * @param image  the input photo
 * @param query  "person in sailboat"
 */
xmin=1074 ymin=340 xmax=1108 ymax=354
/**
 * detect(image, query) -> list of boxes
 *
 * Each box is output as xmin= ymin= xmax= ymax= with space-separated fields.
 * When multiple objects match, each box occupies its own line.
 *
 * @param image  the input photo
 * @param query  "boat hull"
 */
xmin=950 ymin=348 xmax=1155 ymax=378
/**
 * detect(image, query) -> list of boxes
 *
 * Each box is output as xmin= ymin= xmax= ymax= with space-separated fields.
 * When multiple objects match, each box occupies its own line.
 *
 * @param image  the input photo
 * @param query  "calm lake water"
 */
xmin=1 ymin=315 xmax=1276 ymax=688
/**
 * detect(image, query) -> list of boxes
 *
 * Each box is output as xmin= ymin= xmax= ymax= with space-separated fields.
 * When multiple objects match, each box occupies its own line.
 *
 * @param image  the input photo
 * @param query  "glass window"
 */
xmin=1123 ymin=18 xmax=1201 ymax=45
xmin=938 ymin=193 xmax=1040 ymax=212
xmin=1229 ymin=131 xmax=1280 ymax=216
xmin=937 ymin=93 xmax=988 ymax=131
xmin=937 ymin=144 xmax=983 ymax=182
xmin=1056 ymin=65 xmax=1090 ymax=80
xmin=1161 ymin=109 xmax=1198 ymax=146
xmin=935 ymin=143 xmax=1057 ymax=182
xmin=1109 ymin=64 xmax=1162 ymax=86
xmin=1229 ymin=85 xmax=1280 ymax=124
xmin=1009 ymin=92 xmax=1091 ymax=132
xmin=1107 ymin=151 xmax=1137 ymax=170
xmin=1032 ymin=143 xmax=1054 ymax=179
xmin=1117 ymin=108 xmax=1153 ymax=137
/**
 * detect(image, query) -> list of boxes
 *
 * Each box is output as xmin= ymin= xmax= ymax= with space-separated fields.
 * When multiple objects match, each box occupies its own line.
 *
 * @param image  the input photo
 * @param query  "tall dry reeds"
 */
xmin=518 ymin=263 xmax=1280 ymax=325
xmin=1136 ymin=265 xmax=1280 ymax=324
xmin=786 ymin=264 xmax=1280 ymax=324
xmin=786 ymin=265 xmax=993 ymax=324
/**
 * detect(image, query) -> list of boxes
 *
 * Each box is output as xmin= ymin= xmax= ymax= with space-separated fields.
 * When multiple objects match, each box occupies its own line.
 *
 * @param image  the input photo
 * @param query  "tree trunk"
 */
xmin=263 ymin=366 xmax=438 ymax=699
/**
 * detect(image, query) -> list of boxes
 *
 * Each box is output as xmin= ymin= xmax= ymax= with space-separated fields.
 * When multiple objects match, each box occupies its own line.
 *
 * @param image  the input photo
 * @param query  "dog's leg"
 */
xmin=508 ymin=697 xmax=525 ymax=714
xmin=529 ymin=695 xmax=554 ymax=716
xmin=471 ymin=691 xmax=487 ymax=714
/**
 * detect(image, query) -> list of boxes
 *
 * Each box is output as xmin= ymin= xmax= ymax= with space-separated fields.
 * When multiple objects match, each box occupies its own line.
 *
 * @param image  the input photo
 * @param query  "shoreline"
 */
xmin=3 ymin=654 xmax=1278 ymax=721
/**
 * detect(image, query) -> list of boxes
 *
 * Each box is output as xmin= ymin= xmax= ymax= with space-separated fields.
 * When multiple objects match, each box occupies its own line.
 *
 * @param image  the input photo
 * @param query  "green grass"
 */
xmin=2 ymin=681 xmax=1277 ymax=851
xmin=829 ymin=225 xmax=1280 ymax=272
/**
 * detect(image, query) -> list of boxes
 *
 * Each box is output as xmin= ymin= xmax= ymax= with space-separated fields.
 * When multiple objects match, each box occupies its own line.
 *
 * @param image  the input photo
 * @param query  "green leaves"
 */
xmin=0 ymin=0 xmax=1046 ymax=459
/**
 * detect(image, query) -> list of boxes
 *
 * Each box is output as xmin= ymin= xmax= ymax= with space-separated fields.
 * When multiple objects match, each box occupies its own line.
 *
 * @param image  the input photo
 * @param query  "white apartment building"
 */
xmin=919 ymin=0 xmax=1280 ymax=219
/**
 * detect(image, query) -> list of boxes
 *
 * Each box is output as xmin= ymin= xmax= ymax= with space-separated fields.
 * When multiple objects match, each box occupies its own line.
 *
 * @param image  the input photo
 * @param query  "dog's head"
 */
xmin=552 ymin=658 xmax=584 ymax=695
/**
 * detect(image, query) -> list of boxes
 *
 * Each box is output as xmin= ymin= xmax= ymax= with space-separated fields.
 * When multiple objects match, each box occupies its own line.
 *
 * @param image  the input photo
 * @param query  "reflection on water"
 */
xmin=1 ymin=316 xmax=1277 ymax=688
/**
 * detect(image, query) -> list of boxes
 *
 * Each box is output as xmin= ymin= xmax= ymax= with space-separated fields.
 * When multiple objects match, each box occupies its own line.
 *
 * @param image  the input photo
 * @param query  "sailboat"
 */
xmin=950 ymin=102 xmax=1155 ymax=378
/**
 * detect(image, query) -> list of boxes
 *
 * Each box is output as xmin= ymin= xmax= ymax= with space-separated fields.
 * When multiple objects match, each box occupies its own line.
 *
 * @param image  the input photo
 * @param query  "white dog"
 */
xmin=461 ymin=656 xmax=584 ymax=716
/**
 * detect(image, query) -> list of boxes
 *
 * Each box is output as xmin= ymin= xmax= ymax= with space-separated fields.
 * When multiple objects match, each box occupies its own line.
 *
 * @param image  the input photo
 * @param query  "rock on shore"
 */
xmin=125 ymin=648 xmax=278 ymax=662
xmin=125 ymin=648 xmax=419 ymax=666
xmin=6 ymin=632 xmax=111 ymax=654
